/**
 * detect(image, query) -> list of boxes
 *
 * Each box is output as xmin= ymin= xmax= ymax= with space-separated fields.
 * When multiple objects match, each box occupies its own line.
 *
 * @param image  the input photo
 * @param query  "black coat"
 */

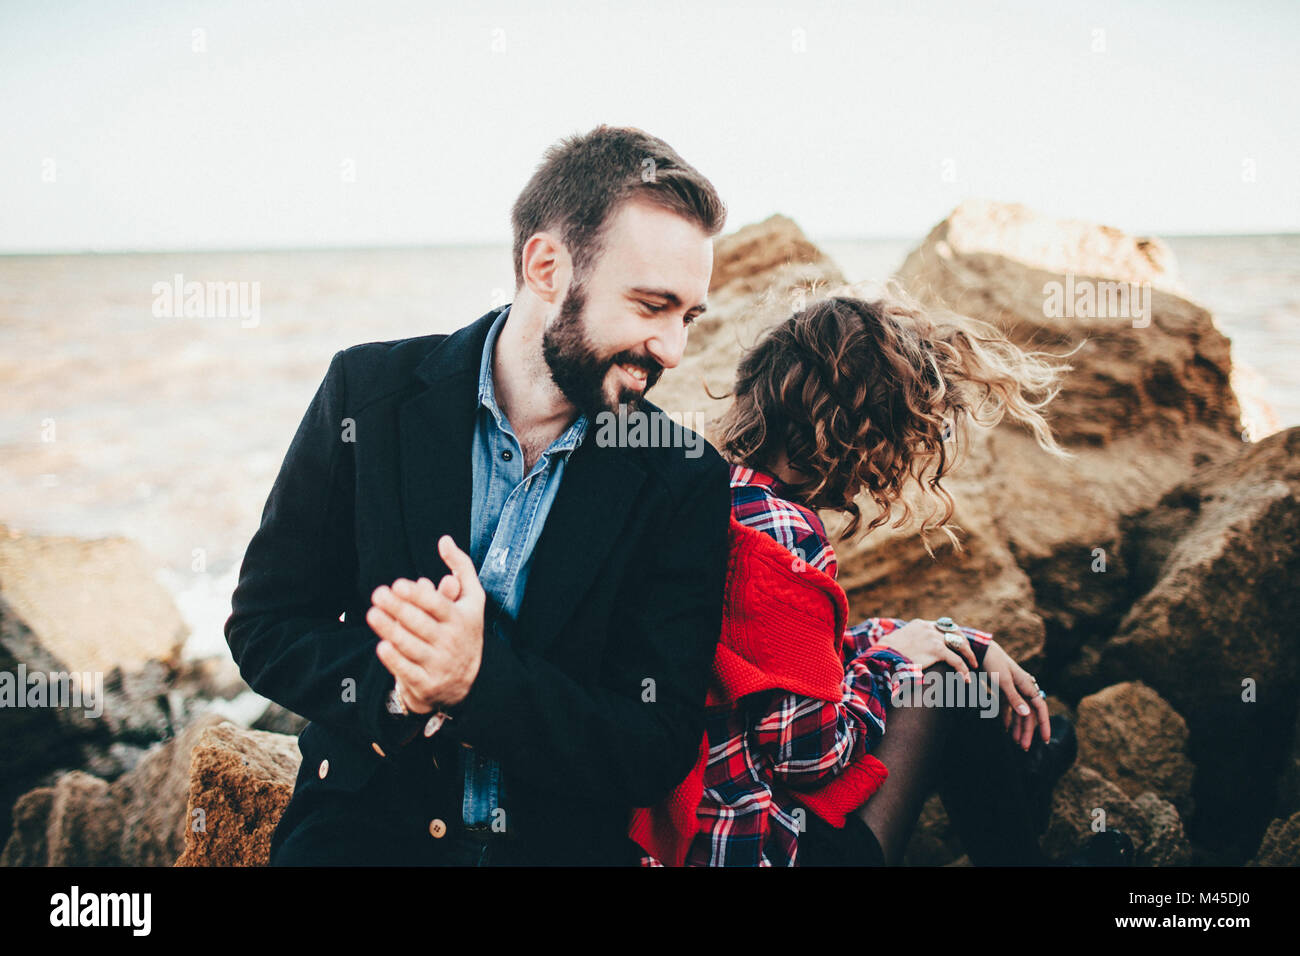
xmin=225 ymin=305 xmax=731 ymax=865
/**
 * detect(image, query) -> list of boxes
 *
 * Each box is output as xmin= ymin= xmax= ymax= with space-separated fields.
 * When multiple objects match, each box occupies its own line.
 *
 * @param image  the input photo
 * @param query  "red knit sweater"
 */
xmin=628 ymin=516 xmax=889 ymax=865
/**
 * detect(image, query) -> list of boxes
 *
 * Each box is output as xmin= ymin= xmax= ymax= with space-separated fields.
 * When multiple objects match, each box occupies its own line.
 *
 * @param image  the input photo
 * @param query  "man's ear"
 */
xmin=520 ymin=231 xmax=570 ymax=306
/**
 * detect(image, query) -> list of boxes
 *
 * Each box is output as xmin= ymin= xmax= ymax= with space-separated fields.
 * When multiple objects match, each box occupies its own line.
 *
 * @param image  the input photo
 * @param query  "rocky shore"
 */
xmin=3 ymin=201 xmax=1297 ymax=866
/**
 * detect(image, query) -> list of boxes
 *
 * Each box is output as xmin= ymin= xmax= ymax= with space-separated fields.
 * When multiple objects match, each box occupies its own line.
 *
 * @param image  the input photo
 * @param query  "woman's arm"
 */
xmin=754 ymin=642 xmax=912 ymax=789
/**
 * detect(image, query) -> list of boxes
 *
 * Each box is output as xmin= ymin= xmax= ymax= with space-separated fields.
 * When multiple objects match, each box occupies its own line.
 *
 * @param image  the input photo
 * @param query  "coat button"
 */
xmin=429 ymin=818 xmax=447 ymax=839
xmin=424 ymin=713 xmax=446 ymax=737
xmin=371 ymin=742 xmax=386 ymax=757
xmin=318 ymin=759 xmax=330 ymax=779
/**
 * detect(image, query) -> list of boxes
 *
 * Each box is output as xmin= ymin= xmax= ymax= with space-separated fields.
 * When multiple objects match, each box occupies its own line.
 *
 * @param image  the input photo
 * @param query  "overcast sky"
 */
xmin=2 ymin=0 xmax=1297 ymax=252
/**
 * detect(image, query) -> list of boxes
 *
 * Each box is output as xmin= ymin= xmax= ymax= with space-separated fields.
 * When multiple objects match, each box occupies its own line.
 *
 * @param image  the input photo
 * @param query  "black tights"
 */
xmin=856 ymin=664 xmax=1049 ymax=866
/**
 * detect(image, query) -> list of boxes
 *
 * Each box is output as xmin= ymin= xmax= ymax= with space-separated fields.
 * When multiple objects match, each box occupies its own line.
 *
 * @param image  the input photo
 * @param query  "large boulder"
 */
xmin=1074 ymin=682 xmax=1195 ymax=817
xmin=175 ymin=721 xmax=301 ymax=867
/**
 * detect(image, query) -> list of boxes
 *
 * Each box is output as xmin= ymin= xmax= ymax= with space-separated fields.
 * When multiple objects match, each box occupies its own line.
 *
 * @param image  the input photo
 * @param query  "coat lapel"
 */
xmin=514 ymin=435 xmax=648 ymax=654
xmin=398 ymin=308 xmax=500 ymax=579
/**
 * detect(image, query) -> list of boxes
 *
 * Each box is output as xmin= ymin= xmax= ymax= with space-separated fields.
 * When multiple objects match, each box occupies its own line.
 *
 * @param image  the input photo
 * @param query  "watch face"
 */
xmin=386 ymin=687 xmax=407 ymax=715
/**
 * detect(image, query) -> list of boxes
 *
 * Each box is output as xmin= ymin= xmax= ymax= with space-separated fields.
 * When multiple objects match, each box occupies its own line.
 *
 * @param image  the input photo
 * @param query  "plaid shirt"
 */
xmin=647 ymin=465 xmax=991 ymax=866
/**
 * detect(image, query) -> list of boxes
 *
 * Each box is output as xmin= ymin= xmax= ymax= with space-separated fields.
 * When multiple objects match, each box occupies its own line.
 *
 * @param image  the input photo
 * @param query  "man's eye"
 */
xmin=683 ymin=314 xmax=697 ymax=327
xmin=640 ymin=301 xmax=666 ymax=314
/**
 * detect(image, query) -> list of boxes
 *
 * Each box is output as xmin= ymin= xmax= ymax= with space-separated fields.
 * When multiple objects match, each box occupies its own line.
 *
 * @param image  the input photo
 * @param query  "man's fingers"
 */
xmin=366 ymin=605 xmax=432 ymax=664
xmin=435 ymin=574 xmax=461 ymax=602
xmin=375 ymin=638 xmax=432 ymax=700
xmin=372 ymin=584 xmax=439 ymax=640
xmin=392 ymin=577 xmax=453 ymax=622
xmin=438 ymin=535 xmax=481 ymax=597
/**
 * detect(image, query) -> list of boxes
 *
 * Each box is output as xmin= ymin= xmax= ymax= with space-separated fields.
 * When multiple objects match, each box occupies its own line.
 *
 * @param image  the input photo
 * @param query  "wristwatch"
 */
xmin=386 ymin=682 xmax=451 ymax=737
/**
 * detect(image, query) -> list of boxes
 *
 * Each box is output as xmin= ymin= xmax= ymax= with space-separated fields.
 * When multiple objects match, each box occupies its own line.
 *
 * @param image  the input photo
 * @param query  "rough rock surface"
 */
xmin=174 ymin=721 xmax=301 ymax=867
xmin=1247 ymin=811 xmax=1300 ymax=866
xmin=1075 ymin=682 xmax=1195 ymax=817
xmin=1133 ymin=791 xmax=1193 ymax=866
xmin=1042 ymin=765 xmax=1150 ymax=861
xmin=1 ymin=712 xmax=228 ymax=866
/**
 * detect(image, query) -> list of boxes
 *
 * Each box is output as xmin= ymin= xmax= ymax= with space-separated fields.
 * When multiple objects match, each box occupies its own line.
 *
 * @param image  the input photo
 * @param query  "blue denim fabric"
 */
xmin=461 ymin=304 xmax=587 ymax=828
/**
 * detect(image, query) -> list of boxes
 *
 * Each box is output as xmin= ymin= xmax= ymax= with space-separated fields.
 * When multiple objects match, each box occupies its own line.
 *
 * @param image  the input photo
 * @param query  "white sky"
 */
xmin=2 ymin=0 xmax=1297 ymax=252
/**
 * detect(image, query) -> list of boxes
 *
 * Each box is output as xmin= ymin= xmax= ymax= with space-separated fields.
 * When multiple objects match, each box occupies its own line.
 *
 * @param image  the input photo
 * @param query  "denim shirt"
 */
xmin=461 ymin=303 xmax=588 ymax=829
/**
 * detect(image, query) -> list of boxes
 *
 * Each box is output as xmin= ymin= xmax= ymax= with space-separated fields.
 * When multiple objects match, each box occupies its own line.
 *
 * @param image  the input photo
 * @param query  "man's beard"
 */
xmin=541 ymin=279 xmax=663 ymax=418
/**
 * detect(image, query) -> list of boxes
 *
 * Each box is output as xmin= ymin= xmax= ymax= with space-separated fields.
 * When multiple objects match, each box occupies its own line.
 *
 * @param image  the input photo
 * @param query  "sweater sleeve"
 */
xmin=846 ymin=617 xmax=993 ymax=699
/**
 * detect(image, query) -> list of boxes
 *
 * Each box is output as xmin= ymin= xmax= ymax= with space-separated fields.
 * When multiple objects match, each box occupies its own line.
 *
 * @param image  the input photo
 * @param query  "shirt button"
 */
xmin=318 ymin=759 xmax=330 ymax=779
xmin=501 ymin=449 xmax=512 ymax=461
xmin=429 ymin=818 xmax=447 ymax=839
xmin=371 ymin=742 xmax=386 ymax=757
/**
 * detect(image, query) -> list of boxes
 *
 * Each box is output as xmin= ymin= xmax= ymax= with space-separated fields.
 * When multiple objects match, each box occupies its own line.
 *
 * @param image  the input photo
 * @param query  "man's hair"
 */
xmin=511 ymin=125 xmax=727 ymax=290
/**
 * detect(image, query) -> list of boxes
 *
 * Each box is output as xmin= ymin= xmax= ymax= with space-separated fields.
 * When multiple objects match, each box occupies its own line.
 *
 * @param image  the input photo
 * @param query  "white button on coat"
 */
xmin=318 ymin=759 xmax=330 ymax=779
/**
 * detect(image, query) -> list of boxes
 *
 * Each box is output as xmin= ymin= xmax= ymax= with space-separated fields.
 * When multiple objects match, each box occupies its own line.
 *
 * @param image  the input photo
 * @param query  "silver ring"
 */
xmin=1037 ymin=689 xmax=1047 ymax=699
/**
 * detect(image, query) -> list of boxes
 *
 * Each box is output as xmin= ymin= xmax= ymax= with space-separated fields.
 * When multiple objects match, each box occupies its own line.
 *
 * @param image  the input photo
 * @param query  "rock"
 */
xmin=1133 ymin=792 xmax=1193 ymax=866
xmin=1248 ymin=811 xmax=1300 ymax=866
xmin=251 ymin=700 xmax=308 ymax=737
xmin=0 ymin=712 xmax=229 ymax=866
xmin=1042 ymin=765 xmax=1149 ymax=861
xmin=1099 ymin=427 xmax=1300 ymax=859
xmin=0 ymin=524 xmax=187 ymax=675
xmin=708 ymin=214 xmax=841 ymax=298
xmin=115 ymin=713 xmax=230 ymax=866
xmin=1075 ymin=682 xmax=1195 ymax=817
xmin=896 ymin=199 xmax=1240 ymax=446
xmin=1101 ymin=428 xmax=1300 ymax=709
xmin=0 ymin=787 xmax=53 ymax=867
xmin=45 ymin=772 xmax=122 ymax=866
xmin=0 ymin=523 xmax=190 ymax=849
xmin=175 ymin=721 xmax=301 ymax=867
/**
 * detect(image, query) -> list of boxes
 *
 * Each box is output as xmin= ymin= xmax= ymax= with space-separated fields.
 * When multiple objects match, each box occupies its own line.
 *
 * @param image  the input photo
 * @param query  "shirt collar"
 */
xmin=728 ymin=463 xmax=787 ymax=492
xmin=478 ymin=303 xmax=589 ymax=454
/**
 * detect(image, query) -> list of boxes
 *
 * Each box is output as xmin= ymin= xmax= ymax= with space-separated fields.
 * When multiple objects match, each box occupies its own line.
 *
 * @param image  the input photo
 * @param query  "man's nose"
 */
xmin=645 ymin=318 xmax=689 ymax=370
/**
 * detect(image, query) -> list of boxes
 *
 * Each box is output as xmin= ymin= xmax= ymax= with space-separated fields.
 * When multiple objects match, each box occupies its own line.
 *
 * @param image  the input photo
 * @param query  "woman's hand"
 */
xmin=872 ymin=618 xmax=979 ymax=681
xmin=981 ymin=640 xmax=1051 ymax=751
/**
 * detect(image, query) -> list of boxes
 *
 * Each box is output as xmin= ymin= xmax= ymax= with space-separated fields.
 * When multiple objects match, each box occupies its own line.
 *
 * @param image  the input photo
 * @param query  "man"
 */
xmin=225 ymin=125 xmax=731 ymax=865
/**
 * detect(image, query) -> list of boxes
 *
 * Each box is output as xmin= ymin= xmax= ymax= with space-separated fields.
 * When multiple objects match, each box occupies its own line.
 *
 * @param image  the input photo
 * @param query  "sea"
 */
xmin=1 ymin=235 xmax=1296 ymax=661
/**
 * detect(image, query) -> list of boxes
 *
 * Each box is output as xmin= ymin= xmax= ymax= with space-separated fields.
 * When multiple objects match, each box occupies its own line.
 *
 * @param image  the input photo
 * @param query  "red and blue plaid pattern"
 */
xmin=646 ymin=465 xmax=991 ymax=866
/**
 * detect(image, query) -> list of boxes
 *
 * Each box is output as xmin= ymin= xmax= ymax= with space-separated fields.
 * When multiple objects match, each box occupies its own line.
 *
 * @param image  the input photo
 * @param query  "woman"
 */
xmin=631 ymin=290 xmax=1114 ymax=867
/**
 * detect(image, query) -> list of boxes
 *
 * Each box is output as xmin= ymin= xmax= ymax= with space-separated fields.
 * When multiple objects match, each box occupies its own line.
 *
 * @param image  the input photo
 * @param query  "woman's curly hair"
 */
xmin=711 ymin=288 xmax=1072 ymax=550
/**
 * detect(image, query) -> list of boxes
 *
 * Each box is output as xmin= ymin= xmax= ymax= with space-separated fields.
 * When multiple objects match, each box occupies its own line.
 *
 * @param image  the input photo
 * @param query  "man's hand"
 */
xmin=368 ymin=535 xmax=484 ymax=711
